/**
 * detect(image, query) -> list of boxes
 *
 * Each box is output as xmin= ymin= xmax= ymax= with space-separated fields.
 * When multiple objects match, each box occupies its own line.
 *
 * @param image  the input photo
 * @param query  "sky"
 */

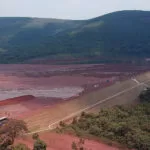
xmin=0 ymin=0 xmax=150 ymax=19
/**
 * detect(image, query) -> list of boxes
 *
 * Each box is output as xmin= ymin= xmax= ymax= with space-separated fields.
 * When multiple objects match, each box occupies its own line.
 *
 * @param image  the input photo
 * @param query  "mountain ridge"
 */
xmin=0 ymin=10 xmax=150 ymax=64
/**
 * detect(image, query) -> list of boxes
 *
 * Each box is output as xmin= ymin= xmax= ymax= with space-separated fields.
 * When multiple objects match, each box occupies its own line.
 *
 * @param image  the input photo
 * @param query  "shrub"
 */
xmin=59 ymin=121 xmax=66 ymax=127
xmin=13 ymin=143 xmax=30 ymax=150
xmin=32 ymin=133 xmax=39 ymax=140
xmin=33 ymin=139 xmax=47 ymax=150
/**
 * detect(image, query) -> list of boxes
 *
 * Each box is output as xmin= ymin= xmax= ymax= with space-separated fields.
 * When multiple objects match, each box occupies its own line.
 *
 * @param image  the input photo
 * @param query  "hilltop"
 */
xmin=0 ymin=10 xmax=150 ymax=63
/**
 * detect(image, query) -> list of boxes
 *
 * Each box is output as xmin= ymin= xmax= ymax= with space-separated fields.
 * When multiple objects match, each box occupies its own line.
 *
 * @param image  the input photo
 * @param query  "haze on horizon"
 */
xmin=0 ymin=0 xmax=150 ymax=19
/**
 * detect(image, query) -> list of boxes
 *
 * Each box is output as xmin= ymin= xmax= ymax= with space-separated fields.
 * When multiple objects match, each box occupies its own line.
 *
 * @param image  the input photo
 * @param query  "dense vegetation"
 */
xmin=60 ymin=88 xmax=150 ymax=150
xmin=0 ymin=10 xmax=150 ymax=63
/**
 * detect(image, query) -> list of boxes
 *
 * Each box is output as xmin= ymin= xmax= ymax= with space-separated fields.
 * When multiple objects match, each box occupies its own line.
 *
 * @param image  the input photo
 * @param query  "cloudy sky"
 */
xmin=0 ymin=0 xmax=150 ymax=19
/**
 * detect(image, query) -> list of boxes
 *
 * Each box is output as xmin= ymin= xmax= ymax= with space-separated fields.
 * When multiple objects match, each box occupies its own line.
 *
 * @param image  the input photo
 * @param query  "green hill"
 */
xmin=0 ymin=10 xmax=150 ymax=64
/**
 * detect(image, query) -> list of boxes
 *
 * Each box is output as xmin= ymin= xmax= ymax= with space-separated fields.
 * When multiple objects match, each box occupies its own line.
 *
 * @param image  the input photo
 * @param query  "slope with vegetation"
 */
xmin=0 ymin=88 xmax=150 ymax=149
xmin=59 ymin=88 xmax=150 ymax=150
xmin=0 ymin=10 xmax=150 ymax=63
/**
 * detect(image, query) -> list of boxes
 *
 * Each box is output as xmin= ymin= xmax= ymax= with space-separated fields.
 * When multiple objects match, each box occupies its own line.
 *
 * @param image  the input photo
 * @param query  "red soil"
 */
xmin=0 ymin=80 xmax=115 ymax=119
xmin=0 ymin=64 xmax=149 ymax=118
xmin=15 ymin=133 xmax=120 ymax=150
xmin=0 ymin=64 xmax=148 ymax=149
xmin=0 ymin=96 xmax=62 ymax=118
xmin=0 ymin=95 xmax=34 ymax=106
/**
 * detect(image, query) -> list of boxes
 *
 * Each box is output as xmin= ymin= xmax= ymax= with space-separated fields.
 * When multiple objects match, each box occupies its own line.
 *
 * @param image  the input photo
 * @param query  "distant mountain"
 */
xmin=0 ymin=10 xmax=150 ymax=64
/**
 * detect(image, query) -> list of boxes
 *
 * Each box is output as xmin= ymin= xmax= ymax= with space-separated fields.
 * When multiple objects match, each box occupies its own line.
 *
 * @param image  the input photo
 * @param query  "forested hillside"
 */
xmin=0 ymin=10 xmax=150 ymax=63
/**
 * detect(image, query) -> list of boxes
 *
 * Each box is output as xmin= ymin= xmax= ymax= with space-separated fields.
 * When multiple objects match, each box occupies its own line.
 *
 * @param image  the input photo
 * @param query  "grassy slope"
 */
xmin=0 ymin=10 xmax=150 ymax=63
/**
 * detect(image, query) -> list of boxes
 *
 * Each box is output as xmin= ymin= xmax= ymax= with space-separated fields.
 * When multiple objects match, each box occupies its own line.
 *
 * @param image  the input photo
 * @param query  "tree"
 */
xmin=0 ymin=119 xmax=28 ymax=150
xmin=32 ymin=133 xmax=47 ymax=150
xmin=72 ymin=141 xmax=77 ymax=150
xmin=139 ymin=88 xmax=150 ymax=103
xmin=32 ymin=133 xmax=39 ymax=140
xmin=71 ymin=138 xmax=86 ymax=150
xmin=33 ymin=139 xmax=47 ymax=150
xmin=81 ymin=112 xmax=86 ymax=117
xmin=59 ymin=121 xmax=66 ymax=127
xmin=72 ymin=117 xmax=78 ymax=124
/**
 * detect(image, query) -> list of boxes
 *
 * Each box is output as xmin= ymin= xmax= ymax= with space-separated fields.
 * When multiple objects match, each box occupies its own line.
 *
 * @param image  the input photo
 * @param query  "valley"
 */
xmin=0 ymin=64 xmax=149 ymax=132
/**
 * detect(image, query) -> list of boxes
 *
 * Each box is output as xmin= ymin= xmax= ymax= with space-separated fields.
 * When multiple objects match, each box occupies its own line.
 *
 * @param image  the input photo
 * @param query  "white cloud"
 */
xmin=67 ymin=0 xmax=81 ymax=5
